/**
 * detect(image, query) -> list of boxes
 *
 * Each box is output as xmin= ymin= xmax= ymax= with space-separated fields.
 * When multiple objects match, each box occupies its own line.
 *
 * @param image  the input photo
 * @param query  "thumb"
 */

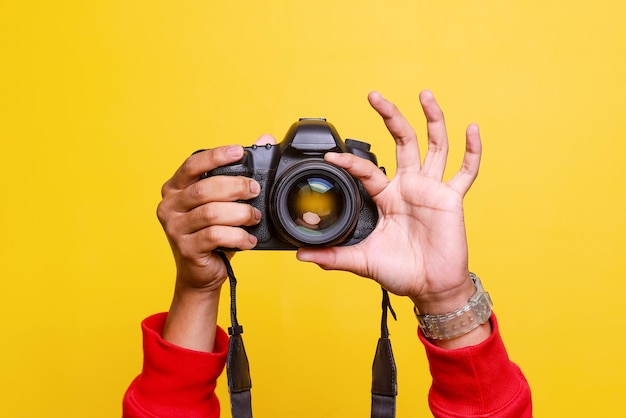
xmin=296 ymin=246 xmax=364 ymax=276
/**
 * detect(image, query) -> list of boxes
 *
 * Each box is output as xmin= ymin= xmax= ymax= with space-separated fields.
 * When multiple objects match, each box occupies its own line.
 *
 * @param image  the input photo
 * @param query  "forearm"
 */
xmin=162 ymin=284 xmax=222 ymax=352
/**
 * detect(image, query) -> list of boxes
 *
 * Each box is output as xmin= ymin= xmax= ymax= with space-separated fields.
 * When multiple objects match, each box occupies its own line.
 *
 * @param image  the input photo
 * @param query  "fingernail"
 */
xmin=248 ymin=234 xmax=258 ymax=245
xmin=226 ymin=145 xmax=243 ymax=157
xmin=250 ymin=180 xmax=260 ymax=195
xmin=253 ymin=208 xmax=262 ymax=221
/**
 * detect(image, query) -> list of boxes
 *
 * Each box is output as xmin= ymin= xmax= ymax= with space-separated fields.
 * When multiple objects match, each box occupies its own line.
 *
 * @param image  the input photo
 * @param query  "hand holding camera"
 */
xmin=297 ymin=91 xmax=483 ymax=328
xmin=156 ymin=139 xmax=269 ymax=295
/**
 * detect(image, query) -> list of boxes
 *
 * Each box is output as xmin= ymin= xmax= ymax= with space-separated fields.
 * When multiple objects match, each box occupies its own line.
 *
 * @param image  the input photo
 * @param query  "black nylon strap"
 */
xmin=218 ymin=252 xmax=398 ymax=417
xmin=372 ymin=394 xmax=397 ymax=418
xmin=218 ymin=252 xmax=253 ymax=418
xmin=371 ymin=288 xmax=397 ymax=418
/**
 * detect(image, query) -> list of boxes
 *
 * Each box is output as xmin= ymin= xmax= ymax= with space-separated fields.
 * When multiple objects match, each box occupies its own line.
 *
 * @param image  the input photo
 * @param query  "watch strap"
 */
xmin=414 ymin=273 xmax=493 ymax=340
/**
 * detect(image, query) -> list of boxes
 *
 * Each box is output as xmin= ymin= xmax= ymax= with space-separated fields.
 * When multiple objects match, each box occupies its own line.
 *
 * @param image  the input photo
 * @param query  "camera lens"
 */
xmin=287 ymin=177 xmax=343 ymax=234
xmin=271 ymin=160 xmax=361 ymax=247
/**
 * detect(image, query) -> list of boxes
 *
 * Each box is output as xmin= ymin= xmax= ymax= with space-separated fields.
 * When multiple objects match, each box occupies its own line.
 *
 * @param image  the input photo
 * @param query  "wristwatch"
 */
xmin=414 ymin=273 xmax=493 ymax=340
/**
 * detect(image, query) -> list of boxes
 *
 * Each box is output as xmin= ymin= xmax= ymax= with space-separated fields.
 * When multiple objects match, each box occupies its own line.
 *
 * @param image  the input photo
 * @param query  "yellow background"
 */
xmin=1 ymin=1 xmax=625 ymax=417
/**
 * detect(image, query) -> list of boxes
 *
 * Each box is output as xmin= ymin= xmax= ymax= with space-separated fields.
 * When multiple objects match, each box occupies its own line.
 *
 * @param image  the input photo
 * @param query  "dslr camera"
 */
xmin=203 ymin=118 xmax=380 ymax=249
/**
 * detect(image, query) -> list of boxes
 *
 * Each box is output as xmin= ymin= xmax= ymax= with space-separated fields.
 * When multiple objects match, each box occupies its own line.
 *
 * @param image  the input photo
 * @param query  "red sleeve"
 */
xmin=419 ymin=313 xmax=532 ymax=418
xmin=123 ymin=313 xmax=229 ymax=418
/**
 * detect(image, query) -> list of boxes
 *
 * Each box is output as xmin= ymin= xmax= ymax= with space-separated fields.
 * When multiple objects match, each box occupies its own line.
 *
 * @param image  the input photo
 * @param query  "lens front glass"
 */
xmin=286 ymin=176 xmax=344 ymax=236
xmin=271 ymin=160 xmax=361 ymax=247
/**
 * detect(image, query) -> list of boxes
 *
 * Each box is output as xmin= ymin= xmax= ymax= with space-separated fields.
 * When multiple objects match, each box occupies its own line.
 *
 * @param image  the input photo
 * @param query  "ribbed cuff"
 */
xmin=419 ymin=313 xmax=531 ymax=417
xmin=125 ymin=313 xmax=228 ymax=418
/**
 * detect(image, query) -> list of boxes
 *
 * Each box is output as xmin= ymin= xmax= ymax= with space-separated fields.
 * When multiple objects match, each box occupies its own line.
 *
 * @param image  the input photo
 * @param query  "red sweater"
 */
xmin=123 ymin=314 xmax=228 ymax=418
xmin=419 ymin=315 xmax=532 ymax=417
xmin=123 ymin=313 xmax=531 ymax=417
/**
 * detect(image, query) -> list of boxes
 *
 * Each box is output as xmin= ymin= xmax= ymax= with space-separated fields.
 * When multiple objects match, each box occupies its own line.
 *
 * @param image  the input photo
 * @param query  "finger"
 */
xmin=324 ymin=152 xmax=389 ymax=199
xmin=448 ymin=124 xmax=482 ymax=196
xmin=182 ymin=202 xmax=261 ymax=234
xmin=173 ymin=175 xmax=261 ymax=212
xmin=420 ymin=90 xmax=450 ymax=180
xmin=164 ymin=145 xmax=245 ymax=195
xmin=368 ymin=91 xmax=421 ymax=170
xmin=253 ymin=134 xmax=277 ymax=146
xmin=186 ymin=225 xmax=258 ymax=253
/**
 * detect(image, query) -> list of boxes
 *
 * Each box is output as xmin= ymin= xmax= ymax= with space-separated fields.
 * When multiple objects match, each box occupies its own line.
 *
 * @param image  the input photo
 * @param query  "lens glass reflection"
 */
xmin=286 ymin=177 xmax=344 ymax=236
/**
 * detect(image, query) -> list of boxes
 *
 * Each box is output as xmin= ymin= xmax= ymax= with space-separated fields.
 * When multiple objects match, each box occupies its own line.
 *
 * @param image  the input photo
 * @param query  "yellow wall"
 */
xmin=1 ymin=1 xmax=625 ymax=416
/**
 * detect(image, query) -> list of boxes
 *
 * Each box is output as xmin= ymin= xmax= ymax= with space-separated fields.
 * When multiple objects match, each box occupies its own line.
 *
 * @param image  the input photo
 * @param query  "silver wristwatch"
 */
xmin=414 ymin=273 xmax=493 ymax=340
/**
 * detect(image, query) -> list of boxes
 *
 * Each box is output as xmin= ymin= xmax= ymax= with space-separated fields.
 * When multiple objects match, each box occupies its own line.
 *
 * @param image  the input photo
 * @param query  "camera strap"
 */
xmin=217 ymin=251 xmax=398 ymax=418
xmin=218 ymin=252 xmax=253 ymax=418
xmin=372 ymin=288 xmax=398 ymax=417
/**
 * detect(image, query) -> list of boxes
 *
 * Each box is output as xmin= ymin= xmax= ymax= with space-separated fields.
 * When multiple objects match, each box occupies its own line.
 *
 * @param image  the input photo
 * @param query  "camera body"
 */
xmin=204 ymin=118 xmax=380 ymax=250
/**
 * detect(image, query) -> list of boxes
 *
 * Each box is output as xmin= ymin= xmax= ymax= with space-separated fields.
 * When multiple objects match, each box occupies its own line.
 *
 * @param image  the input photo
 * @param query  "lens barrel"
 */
xmin=270 ymin=160 xmax=361 ymax=247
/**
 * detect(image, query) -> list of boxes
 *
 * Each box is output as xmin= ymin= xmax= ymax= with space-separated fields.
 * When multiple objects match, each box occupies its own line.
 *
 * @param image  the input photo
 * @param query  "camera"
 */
xmin=203 ymin=118 xmax=380 ymax=249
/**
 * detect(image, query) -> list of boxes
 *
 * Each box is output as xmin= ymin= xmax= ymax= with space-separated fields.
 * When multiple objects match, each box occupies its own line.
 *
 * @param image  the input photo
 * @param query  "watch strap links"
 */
xmin=414 ymin=273 xmax=493 ymax=340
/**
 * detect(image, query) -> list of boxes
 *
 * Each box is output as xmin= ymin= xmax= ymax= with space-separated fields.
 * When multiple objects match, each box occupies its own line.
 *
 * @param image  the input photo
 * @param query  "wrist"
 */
xmin=163 ymin=285 xmax=222 ymax=352
xmin=413 ymin=273 xmax=493 ymax=348
xmin=410 ymin=272 xmax=476 ymax=314
xmin=174 ymin=265 xmax=228 ymax=293
xmin=174 ymin=280 xmax=223 ymax=299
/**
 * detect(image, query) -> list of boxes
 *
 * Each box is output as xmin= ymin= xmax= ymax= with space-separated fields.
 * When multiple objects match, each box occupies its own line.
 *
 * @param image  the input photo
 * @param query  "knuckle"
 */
xmin=160 ymin=219 xmax=178 ymax=243
xmin=180 ymin=155 xmax=197 ymax=177
xmin=156 ymin=201 xmax=169 ymax=224
xmin=160 ymin=181 xmax=171 ymax=198
xmin=177 ymin=239 xmax=196 ymax=260
xmin=219 ymin=177 xmax=251 ymax=200
xmin=189 ymin=182 xmax=210 ymax=202
xmin=202 ymin=226 xmax=219 ymax=244
xmin=236 ymin=177 xmax=253 ymax=197
xmin=200 ymin=203 xmax=219 ymax=224
xmin=249 ymin=205 xmax=259 ymax=223
xmin=235 ymin=205 xmax=256 ymax=227
xmin=428 ymin=141 xmax=448 ymax=154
